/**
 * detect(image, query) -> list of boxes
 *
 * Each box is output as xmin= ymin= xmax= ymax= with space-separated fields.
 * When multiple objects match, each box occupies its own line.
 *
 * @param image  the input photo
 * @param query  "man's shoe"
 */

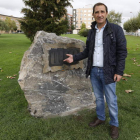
xmin=88 ymin=117 xmax=105 ymax=127
xmin=110 ymin=125 xmax=119 ymax=139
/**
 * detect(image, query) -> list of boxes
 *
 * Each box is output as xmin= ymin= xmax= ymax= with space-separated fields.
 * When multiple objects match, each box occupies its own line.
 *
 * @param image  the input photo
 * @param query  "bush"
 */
xmin=78 ymin=28 xmax=89 ymax=37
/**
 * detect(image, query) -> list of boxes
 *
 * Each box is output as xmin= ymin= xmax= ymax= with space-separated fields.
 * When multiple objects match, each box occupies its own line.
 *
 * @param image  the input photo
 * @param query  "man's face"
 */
xmin=93 ymin=5 xmax=108 ymax=25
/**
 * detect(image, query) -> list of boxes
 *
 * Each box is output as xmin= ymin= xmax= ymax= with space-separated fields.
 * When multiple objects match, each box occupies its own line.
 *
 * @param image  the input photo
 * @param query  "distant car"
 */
xmin=18 ymin=31 xmax=24 ymax=34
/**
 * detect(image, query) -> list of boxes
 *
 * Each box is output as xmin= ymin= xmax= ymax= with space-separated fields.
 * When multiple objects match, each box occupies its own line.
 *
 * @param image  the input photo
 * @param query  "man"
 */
xmin=64 ymin=2 xmax=127 ymax=139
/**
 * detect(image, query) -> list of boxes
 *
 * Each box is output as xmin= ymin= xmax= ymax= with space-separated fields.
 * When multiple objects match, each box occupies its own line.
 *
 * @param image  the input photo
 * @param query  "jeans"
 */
xmin=90 ymin=66 xmax=119 ymax=127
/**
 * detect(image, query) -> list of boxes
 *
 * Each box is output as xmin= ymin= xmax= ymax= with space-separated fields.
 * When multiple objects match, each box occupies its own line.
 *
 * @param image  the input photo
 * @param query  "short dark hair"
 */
xmin=93 ymin=3 xmax=108 ymax=13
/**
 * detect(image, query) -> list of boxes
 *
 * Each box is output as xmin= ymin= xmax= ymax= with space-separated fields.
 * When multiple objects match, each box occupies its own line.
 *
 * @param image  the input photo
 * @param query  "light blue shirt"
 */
xmin=93 ymin=23 xmax=106 ymax=67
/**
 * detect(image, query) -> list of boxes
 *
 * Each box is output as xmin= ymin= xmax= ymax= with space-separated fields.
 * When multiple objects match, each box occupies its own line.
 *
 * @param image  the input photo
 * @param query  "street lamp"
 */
xmin=130 ymin=12 xmax=134 ymax=17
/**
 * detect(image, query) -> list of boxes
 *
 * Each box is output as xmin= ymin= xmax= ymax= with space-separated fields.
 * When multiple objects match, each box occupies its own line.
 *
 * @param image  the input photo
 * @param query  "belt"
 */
xmin=92 ymin=66 xmax=103 ymax=69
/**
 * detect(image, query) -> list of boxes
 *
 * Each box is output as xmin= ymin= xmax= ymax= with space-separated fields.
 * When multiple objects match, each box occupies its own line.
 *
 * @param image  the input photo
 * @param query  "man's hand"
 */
xmin=114 ymin=74 xmax=122 ymax=82
xmin=63 ymin=54 xmax=73 ymax=63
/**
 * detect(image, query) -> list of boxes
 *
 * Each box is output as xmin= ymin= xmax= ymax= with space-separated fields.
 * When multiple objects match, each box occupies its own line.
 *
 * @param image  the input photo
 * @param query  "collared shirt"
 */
xmin=93 ymin=23 xmax=106 ymax=67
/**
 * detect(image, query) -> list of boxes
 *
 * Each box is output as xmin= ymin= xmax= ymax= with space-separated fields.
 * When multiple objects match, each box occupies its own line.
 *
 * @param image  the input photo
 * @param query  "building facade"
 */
xmin=67 ymin=13 xmax=73 ymax=32
xmin=73 ymin=5 xmax=94 ymax=31
xmin=62 ymin=13 xmax=73 ymax=33
xmin=0 ymin=14 xmax=22 ymax=33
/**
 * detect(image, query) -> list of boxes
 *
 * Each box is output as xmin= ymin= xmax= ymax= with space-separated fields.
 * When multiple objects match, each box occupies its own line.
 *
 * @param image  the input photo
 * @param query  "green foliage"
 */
xmin=107 ymin=10 xmax=122 ymax=25
xmin=65 ymin=15 xmax=70 ymax=30
xmin=12 ymin=21 xmax=17 ymax=31
xmin=80 ymin=23 xmax=86 ymax=29
xmin=5 ymin=17 xmax=17 ymax=32
xmin=124 ymin=12 xmax=140 ymax=32
xmin=20 ymin=0 xmax=72 ymax=41
xmin=0 ymin=20 xmax=9 ymax=31
xmin=71 ymin=24 xmax=75 ymax=30
xmin=60 ymin=15 xmax=69 ymax=33
xmin=78 ymin=23 xmax=88 ymax=37
xmin=78 ymin=28 xmax=89 ymax=37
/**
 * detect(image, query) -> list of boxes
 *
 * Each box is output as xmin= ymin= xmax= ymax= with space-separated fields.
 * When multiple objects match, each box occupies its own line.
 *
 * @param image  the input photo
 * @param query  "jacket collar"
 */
xmin=91 ymin=19 xmax=113 ymax=34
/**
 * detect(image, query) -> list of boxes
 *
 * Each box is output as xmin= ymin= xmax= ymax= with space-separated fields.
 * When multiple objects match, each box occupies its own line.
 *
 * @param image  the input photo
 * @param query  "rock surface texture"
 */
xmin=18 ymin=31 xmax=95 ymax=118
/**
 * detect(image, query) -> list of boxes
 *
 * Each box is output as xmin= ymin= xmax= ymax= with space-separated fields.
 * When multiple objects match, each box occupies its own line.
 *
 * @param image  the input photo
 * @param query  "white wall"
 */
xmin=73 ymin=30 xmax=78 ymax=34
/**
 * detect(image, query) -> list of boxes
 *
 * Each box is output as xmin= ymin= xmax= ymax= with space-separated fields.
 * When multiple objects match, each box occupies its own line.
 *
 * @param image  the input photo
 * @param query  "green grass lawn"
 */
xmin=0 ymin=34 xmax=140 ymax=140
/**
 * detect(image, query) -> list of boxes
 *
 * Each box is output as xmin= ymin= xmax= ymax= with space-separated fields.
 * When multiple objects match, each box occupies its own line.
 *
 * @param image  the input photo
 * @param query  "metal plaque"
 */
xmin=49 ymin=48 xmax=80 ymax=66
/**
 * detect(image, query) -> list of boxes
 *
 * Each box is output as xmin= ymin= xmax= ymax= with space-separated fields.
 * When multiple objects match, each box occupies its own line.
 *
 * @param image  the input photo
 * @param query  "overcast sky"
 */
xmin=0 ymin=0 xmax=140 ymax=23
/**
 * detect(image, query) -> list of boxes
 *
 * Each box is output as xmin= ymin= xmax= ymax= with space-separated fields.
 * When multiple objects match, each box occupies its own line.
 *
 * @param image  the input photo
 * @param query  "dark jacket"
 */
xmin=73 ymin=20 xmax=127 ymax=84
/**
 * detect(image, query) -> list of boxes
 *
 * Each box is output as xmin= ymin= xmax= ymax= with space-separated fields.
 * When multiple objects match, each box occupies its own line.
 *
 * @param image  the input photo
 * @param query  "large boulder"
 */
xmin=18 ymin=31 xmax=95 ymax=118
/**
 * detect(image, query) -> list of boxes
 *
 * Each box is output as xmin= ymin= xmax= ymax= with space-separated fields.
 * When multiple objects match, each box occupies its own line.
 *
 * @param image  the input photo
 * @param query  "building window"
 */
xmin=88 ymin=10 xmax=91 ymax=12
xmin=84 ymin=10 xmax=87 ymax=12
xmin=88 ymin=14 xmax=91 ymax=16
xmin=88 ymin=18 xmax=91 ymax=20
xmin=84 ymin=18 xmax=86 ymax=20
xmin=84 ymin=14 xmax=86 ymax=16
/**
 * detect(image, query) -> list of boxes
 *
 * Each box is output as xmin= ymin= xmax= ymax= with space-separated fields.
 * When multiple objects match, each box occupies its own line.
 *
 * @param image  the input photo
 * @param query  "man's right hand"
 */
xmin=63 ymin=54 xmax=73 ymax=63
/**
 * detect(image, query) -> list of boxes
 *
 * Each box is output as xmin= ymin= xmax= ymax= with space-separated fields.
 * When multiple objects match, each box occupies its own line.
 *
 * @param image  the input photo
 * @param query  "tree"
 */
xmin=5 ymin=17 xmax=17 ymax=32
xmin=71 ymin=24 xmax=75 ymax=30
xmin=107 ymin=10 xmax=122 ymax=25
xmin=124 ymin=18 xmax=139 ymax=32
xmin=123 ymin=12 xmax=140 ymax=32
xmin=0 ymin=20 xmax=9 ymax=32
xmin=123 ymin=20 xmax=131 ymax=32
xmin=60 ymin=14 xmax=69 ymax=33
xmin=80 ymin=23 xmax=86 ymax=29
xmin=20 ymin=0 xmax=72 ymax=41
xmin=78 ymin=23 xmax=89 ymax=37
xmin=78 ymin=28 xmax=89 ymax=37
xmin=12 ymin=21 xmax=17 ymax=32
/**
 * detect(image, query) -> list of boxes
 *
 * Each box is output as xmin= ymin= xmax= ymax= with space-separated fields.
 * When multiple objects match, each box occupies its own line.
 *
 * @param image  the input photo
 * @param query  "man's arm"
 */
xmin=115 ymin=26 xmax=127 ymax=77
xmin=63 ymin=30 xmax=92 ymax=63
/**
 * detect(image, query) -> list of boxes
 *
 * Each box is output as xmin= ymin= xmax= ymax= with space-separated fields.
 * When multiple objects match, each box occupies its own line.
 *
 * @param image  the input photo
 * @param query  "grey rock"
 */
xmin=18 ymin=31 xmax=95 ymax=118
